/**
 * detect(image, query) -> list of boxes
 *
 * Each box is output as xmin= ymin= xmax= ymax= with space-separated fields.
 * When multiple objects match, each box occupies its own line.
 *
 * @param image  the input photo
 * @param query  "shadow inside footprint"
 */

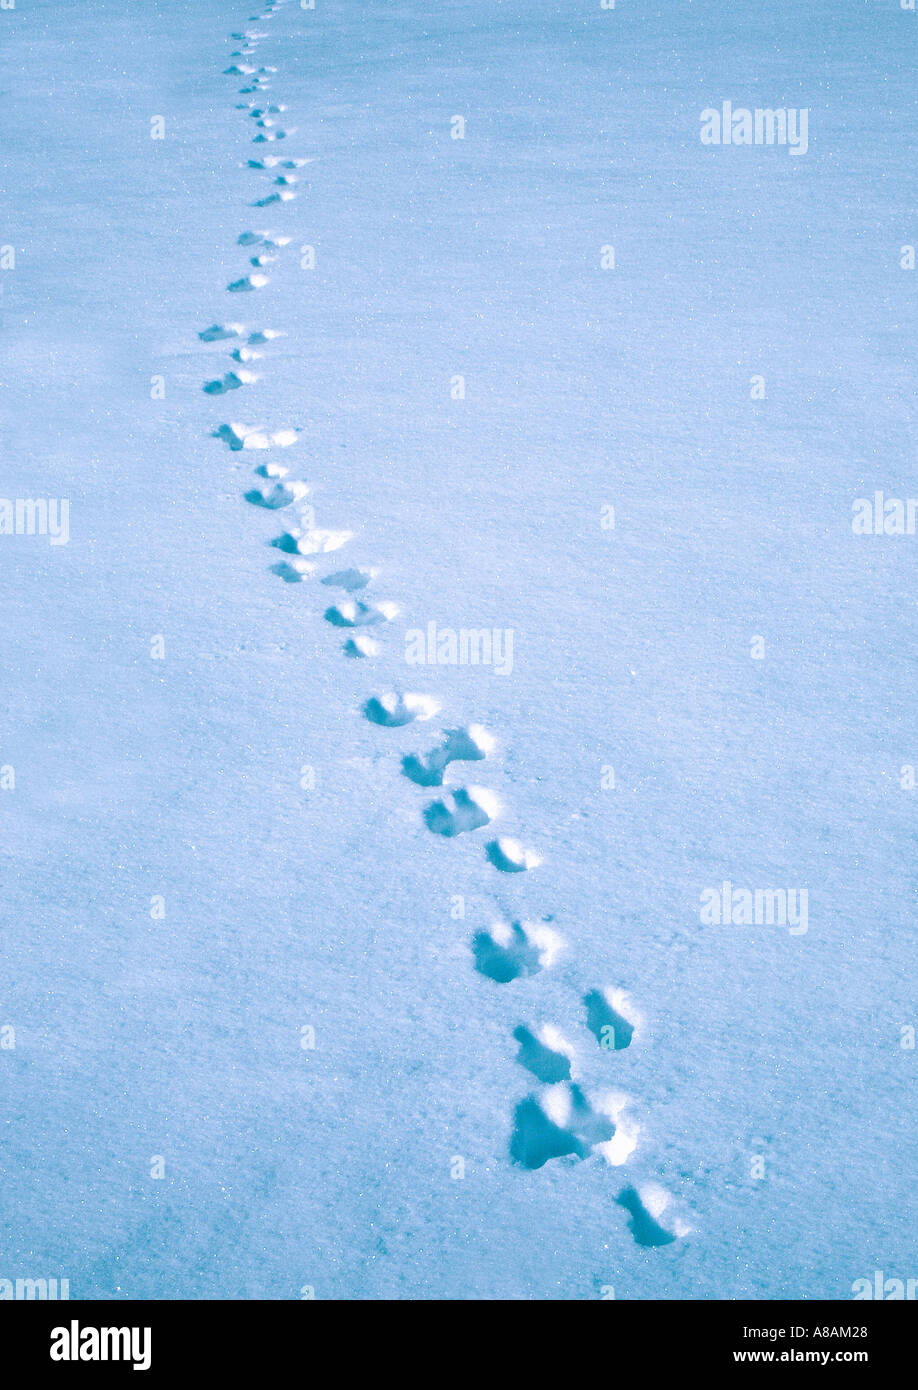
xmin=616 ymin=1187 xmax=678 ymax=1247
xmin=402 ymin=726 xmax=491 ymax=787
xmin=513 ymin=1026 xmax=572 ymax=1083
xmin=510 ymin=1097 xmax=586 ymax=1170
xmin=321 ymin=568 xmax=373 ymax=592
xmin=472 ymin=922 xmax=544 ymax=983
xmin=423 ymin=788 xmax=495 ymax=837
xmin=584 ymin=989 xmax=635 ymax=1051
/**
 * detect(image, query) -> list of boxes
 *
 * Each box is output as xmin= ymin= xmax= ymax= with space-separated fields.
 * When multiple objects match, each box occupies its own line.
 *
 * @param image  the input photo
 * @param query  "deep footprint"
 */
xmin=423 ymin=786 xmax=499 ymax=837
xmin=486 ymin=837 xmax=541 ymax=873
xmin=510 ymin=1084 xmax=614 ymax=1170
xmin=472 ymin=920 xmax=562 ymax=983
xmin=513 ymin=1024 xmax=574 ymax=1084
xmin=364 ymin=692 xmax=440 ymax=727
xmin=584 ymin=987 xmax=639 ymax=1051
xmin=402 ymin=724 xmax=494 ymax=787
xmin=617 ymin=1185 xmax=686 ymax=1247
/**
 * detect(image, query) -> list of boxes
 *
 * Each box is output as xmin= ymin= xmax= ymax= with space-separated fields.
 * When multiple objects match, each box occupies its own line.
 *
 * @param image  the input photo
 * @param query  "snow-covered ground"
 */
xmin=0 ymin=0 xmax=915 ymax=1299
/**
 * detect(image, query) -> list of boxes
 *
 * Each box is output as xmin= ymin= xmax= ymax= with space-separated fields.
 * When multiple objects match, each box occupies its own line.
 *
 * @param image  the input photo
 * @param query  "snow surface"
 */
xmin=0 ymin=0 xmax=915 ymax=1299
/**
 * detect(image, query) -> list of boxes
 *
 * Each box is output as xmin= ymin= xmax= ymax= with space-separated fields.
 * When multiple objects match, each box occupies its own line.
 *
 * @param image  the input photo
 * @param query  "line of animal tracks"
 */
xmin=202 ymin=0 xmax=688 ymax=1249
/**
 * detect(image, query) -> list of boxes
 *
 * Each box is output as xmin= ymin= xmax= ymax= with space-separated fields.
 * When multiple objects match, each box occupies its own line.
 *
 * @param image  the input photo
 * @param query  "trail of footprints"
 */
xmin=204 ymin=0 xmax=687 ymax=1250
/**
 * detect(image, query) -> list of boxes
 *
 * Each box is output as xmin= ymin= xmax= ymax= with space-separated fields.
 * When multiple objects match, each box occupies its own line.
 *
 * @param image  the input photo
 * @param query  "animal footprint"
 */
xmin=271 ymin=558 xmax=315 ymax=582
xmin=245 ymin=479 xmax=309 ymax=509
xmin=252 ymin=191 xmax=295 ymax=207
xmin=584 ymin=988 xmax=640 ymax=1052
xmin=510 ymin=1084 xmax=614 ymax=1170
xmin=402 ymin=724 xmax=494 ymax=786
xmin=486 ymin=837 xmax=541 ymax=873
xmin=363 ymin=692 xmax=440 ymax=727
xmin=228 ymin=273 xmax=269 ymax=291
xmin=321 ymin=567 xmax=376 ymax=591
xmin=215 ymin=422 xmax=298 ymax=450
xmin=325 ymin=599 xmax=398 ymax=627
xmin=344 ymin=636 xmax=380 ymax=658
xmin=472 ymin=920 xmax=562 ymax=983
xmin=423 ymin=786 xmax=499 ymax=837
xmin=272 ymin=527 xmax=352 ymax=555
xmin=238 ymin=230 xmax=291 ymax=248
xmin=513 ymin=1024 xmax=574 ymax=1083
xmin=199 ymin=322 xmax=246 ymax=342
xmin=203 ymin=370 xmax=257 ymax=394
xmin=617 ymin=1184 xmax=688 ymax=1246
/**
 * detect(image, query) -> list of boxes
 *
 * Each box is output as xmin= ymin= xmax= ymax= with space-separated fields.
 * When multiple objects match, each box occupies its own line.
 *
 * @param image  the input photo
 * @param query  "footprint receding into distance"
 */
xmin=343 ymin=635 xmax=380 ymax=659
xmin=272 ymin=527 xmax=352 ymax=556
xmin=228 ymin=273 xmax=269 ymax=291
xmin=247 ymin=329 xmax=284 ymax=345
xmin=245 ymin=479 xmax=309 ymax=509
xmin=203 ymin=370 xmax=257 ymax=395
xmin=584 ymin=987 xmax=640 ymax=1052
xmin=363 ymin=692 xmax=440 ymax=727
xmin=248 ymin=157 xmax=311 ymax=170
xmin=324 ymin=599 xmax=398 ymax=628
xmin=270 ymin=558 xmax=316 ymax=583
xmin=252 ymin=191 xmax=296 ymax=207
xmin=199 ymin=322 xmax=246 ymax=342
xmin=321 ymin=567 xmax=376 ymax=592
xmin=402 ymin=724 xmax=494 ymax=787
xmin=214 ymin=422 xmax=298 ymax=450
xmin=513 ymin=1024 xmax=574 ymax=1084
xmin=616 ymin=1184 xmax=688 ymax=1247
xmin=486 ymin=836 xmax=541 ymax=873
xmin=238 ymin=230 xmax=291 ymax=248
xmin=472 ymin=920 xmax=563 ymax=984
xmin=423 ymin=786 xmax=500 ymax=837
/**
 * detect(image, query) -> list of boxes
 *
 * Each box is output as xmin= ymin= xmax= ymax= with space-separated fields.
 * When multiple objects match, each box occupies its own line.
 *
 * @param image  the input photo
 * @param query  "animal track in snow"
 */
xmin=245 ymin=479 xmax=309 ymax=509
xmin=486 ymin=837 xmax=542 ymax=873
xmin=401 ymin=724 xmax=494 ymax=787
xmin=423 ymin=786 xmax=499 ymax=837
xmin=214 ymin=422 xmax=298 ymax=450
xmin=271 ymin=527 xmax=352 ymax=556
xmin=209 ymin=13 xmax=681 ymax=1238
xmin=252 ymin=191 xmax=296 ymax=207
xmin=584 ymin=987 xmax=640 ymax=1052
xmin=364 ymin=692 xmax=440 ymax=727
xmin=238 ymin=231 xmax=291 ymax=251
xmin=510 ymin=1085 xmax=639 ymax=1170
xmin=270 ymin=557 xmax=315 ymax=582
xmin=203 ymin=369 xmax=257 ymax=394
xmin=510 ymin=1084 xmax=615 ymax=1170
xmin=325 ymin=599 xmax=398 ymax=628
xmin=513 ymin=1024 xmax=574 ymax=1083
xmin=344 ymin=636 xmax=380 ymax=658
xmin=472 ymin=920 xmax=563 ymax=983
xmin=228 ymin=273 xmax=269 ymax=291
xmin=321 ymin=567 xmax=376 ymax=591
xmin=247 ymin=157 xmax=312 ymax=170
xmin=199 ymin=322 xmax=246 ymax=342
xmin=617 ymin=1184 xmax=688 ymax=1246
